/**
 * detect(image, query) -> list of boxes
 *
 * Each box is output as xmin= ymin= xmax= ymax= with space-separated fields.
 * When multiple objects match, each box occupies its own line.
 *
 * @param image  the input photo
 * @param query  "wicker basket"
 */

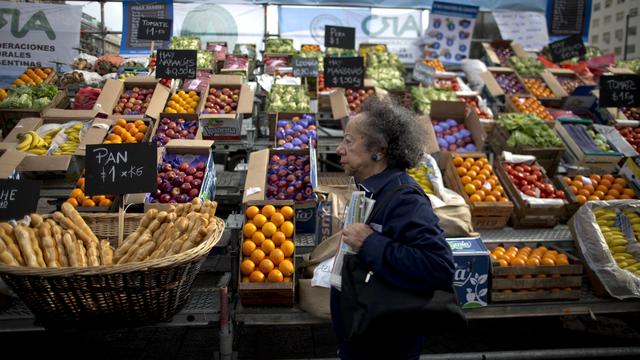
xmin=0 ymin=213 xmax=225 ymax=326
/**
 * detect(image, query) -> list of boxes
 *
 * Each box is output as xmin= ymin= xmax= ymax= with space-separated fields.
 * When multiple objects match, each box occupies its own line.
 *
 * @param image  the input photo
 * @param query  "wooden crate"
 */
xmin=238 ymin=200 xmax=296 ymax=306
xmin=442 ymin=152 xmax=513 ymax=229
xmin=488 ymin=123 xmax=565 ymax=177
xmin=491 ymin=288 xmax=581 ymax=302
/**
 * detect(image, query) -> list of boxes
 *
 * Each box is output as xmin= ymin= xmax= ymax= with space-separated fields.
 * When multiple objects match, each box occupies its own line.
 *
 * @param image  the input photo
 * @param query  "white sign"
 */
xmin=492 ymin=11 xmax=550 ymax=52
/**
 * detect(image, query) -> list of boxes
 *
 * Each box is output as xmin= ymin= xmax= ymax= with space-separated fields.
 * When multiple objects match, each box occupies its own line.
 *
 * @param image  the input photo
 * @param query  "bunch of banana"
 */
xmin=595 ymin=208 xmax=640 ymax=276
xmin=408 ymin=164 xmax=434 ymax=194
xmin=15 ymin=129 xmax=58 ymax=155
xmin=51 ymin=124 xmax=83 ymax=155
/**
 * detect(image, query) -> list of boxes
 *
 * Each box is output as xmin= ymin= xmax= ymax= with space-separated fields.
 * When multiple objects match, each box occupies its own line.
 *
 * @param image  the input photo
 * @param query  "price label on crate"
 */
xmin=137 ymin=18 xmax=172 ymax=41
xmin=324 ymin=25 xmax=355 ymax=49
xmin=292 ymin=57 xmax=319 ymax=77
xmin=548 ymin=35 xmax=586 ymax=63
xmin=155 ymin=49 xmax=197 ymax=79
xmin=0 ymin=179 xmax=40 ymax=221
xmin=324 ymin=57 xmax=364 ymax=88
xmin=85 ymin=143 xmax=157 ymax=196
xmin=599 ymin=75 xmax=640 ymax=108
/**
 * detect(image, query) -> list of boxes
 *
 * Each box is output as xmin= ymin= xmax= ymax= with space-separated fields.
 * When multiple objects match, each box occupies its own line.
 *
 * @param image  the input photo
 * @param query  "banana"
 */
xmin=611 ymin=245 xmax=628 ymax=253
xmin=16 ymin=133 xmax=32 ymax=151
xmin=26 ymin=148 xmax=47 ymax=155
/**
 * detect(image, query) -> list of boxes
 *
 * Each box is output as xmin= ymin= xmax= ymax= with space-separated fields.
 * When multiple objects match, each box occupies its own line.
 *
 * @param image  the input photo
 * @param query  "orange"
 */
xmin=599 ymin=179 xmax=612 ymax=188
xmin=484 ymin=195 xmax=497 ymax=202
xmin=251 ymin=231 xmax=265 ymax=246
xmin=562 ymin=176 xmax=572 ymax=185
xmin=269 ymin=248 xmax=285 ymax=265
xmin=240 ymin=259 xmax=255 ymax=275
xmin=261 ymin=239 xmax=275 ymax=255
xmin=246 ymin=205 xmax=260 ymax=219
xmin=464 ymin=183 xmax=476 ymax=195
xmin=498 ymin=259 xmax=509 ymax=267
xmin=526 ymin=257 xmax=540 ymax=266
xmin=571 ymin=180 xmax=583 ymax=189
xmin=116 ymin=119 xmax=127 ymax=127
xmin=596 ymin=185 xmax=609 ymax=193
xmin=556 ymin=256 xmax=569 ymax=266
xmin=134 ymin=120 xmax=145 ymax=128
xmin=614 ymin=178 xmax=627 ymax=186
xmin=241 ymin=276 xmax=250 ymax=283
xmin=243 ymin=223 xmax=257 ymax=238
xmin=279 ymin=259 xmax=294 ymax=276
xmin=262 ymin=204 xmax=276 ymax=218
xmin=281 ymin=240 xmax=295 ymax=257
xmin=272 ymin=231 xmax=286 ymax=246
xmin=621 ymin=194 xmax=633 ymax=199
xmin=607 ymin=189 xmax=620 ymax=198
xmin=253 ymin=214 xmax=268 ymax=228
xmin=284 ymin=277 xmax=292 ymax=282
xmin=499 ymin=197 xmax=509 ymax=202
xmin=92 ymin=195 xmax=106 ymax=203
xmin=466 ymin=170 xmax=478 ymax=178
xmin=494 ymin=246 xmax=506 ymax=253
xmin=134 ymin=132 xmax=145 ymax=142
xmin=623 ymin=188 xmax=635 ymax=197
xmin=250 ymin=249 xmax=266 ymax=264
xmin=280 ymin=206 xmax=294 ymax=220
xmin=511 ymin=257 xmax=526 ymax=267
xmin=258 ymin=258 xmax=274 ymax=274
xmin=494 ymin=185 xmax=504 ymax=194
xmin=611 ymin=183 xmax=625 ymax=192
xmin=281 ymin=221 xmax=294 ymax=237
xmin=452 ymin=156 xmax=464 ymax=166
xmin=471 ymin=179 xmax=483 ymax=189
xmin=271 ymin=212 xmax=285 ymax=227
xmin=461 ymin=162 xmax=472 ymax=170
xmin=267 ymin=269 xmax=284 ymax=282
xmin=602 ymin=174 xmax=615 ymax=182
xmin=137 ymin=125 xmax=148 ymax=134
xmin=262 ymin=222 xmax=277 ymax=237
xmin=469 ymin=194 xmax=482 ymax=202
xmin=593 ymin=190 xmax=606 ymax=199
xmin=99 ymin=198 xmax=113 ymax=207
xmin=81 ymin=198 xmax=96 ymax=207
xmin=249 ymin=270 xmax=265 ymax=282
xmin=576 ymin=194 xmax=587 ymax=205
xmin=76 ymin=177 xmax=85 ymax=189
xmin=460 ymin=175 xmax=472 ymax=185
xmin=70 ymin=188 xmax=83 ymax=198
xmin=588 ymin=195 xmax=600 ymax=201
xmin=242 ymin=240 xmax=256 ymax=256
xmin=577 ymin=189 xmax=590 ymax=198
xmin=469 ymin=165 xmax=481 ymax=173
xmin=66 ymin=197 xmax=79 ymax=207
xmin=541 ymin=258 xmax=555 ymax=266
xmin=583 ymin=185 xmax=595 ymax=194
xmin=604 ymin=195 xmax=617 ymax=200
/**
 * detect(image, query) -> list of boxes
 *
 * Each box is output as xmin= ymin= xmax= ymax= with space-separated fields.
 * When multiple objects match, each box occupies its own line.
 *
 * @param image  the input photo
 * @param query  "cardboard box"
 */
xmin=103 ymin=117 xmax=155 ymax=144
xmin=446 ymin=237 xmax=490 ymax=308
xmin=427 ymin=100 xmax=486 ymax=153
xmin=153 ymin=113 xmax=203 ymax=146
xmin=243 ymin=148 xmax=318 ymax=233
xmin=164 ymin=86 xmax=209 ymax=115
xmin=481 ymin=40 xmax=528 ymax=66
xmin=619 ymin=157 xmax=640 ymax=194
xmin=0 ymin=148 xmax=26 ymax=178
xmin=554 ymin=119 xmax=623 ymax=165
xmin=268 ymin=112 xmax=317 ymax=145
xmin=98 ymin=77 xmax=170 ymax=121
xmin=480 ymin=67 xmax=530 ymax=101
xmin=202 ymin=74 xmax=254 ymax=117
xmin=200 ymin=114 xmax=241 ymax=141
xmin=144 ymin=139 xmax=216 ymax=212
xmin=328 ymin=79 xmax=386 ymax=120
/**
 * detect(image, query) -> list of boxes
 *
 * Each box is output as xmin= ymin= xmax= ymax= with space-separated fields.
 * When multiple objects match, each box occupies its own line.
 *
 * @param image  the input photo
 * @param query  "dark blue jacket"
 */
xmin=331 ymin=168 xmax=455 ymax=359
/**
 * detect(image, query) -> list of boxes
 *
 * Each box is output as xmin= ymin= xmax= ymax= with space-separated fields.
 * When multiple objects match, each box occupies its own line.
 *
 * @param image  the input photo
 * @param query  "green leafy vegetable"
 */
xmin=497 ymin=113 xmax=563 ymax=148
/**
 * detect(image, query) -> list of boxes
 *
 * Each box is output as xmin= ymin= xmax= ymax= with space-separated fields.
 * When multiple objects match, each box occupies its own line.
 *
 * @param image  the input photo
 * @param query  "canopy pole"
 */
xmin=100 ymin=0 xmax=106 ymax=55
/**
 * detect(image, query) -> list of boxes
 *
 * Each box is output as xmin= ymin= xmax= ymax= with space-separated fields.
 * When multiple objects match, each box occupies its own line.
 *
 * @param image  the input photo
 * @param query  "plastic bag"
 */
xmin=73 ymin=87 xmax=101 ymax=110
xmin=460 ymin=59 xmax=487 ymax=92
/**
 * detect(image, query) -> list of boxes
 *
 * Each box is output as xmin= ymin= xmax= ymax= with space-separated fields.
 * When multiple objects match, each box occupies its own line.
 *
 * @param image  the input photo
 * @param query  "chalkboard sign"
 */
xmin=292 ymin=57 xmax=319 ymax=77
xmin=599 ymin=75 xmax=640 ymax=108
xmin=137 ymin=17 xmax=172 ymax=41
xmin=324 ymin=57 xmax=364 ymax=88
xmin=85 ymin=143 xmax=157 ymax=196
xmin=549 ymin=0 xmax=586 ymax=36
xmin=0 ymin=179 xmax=40 ymax=221
xmin=155 ymin=49 xmax=197 ymax=79
xmin=549 ymin=35 xmax=586 ymax=63
xmin=325 ymin=25 xmax=355 ymax=49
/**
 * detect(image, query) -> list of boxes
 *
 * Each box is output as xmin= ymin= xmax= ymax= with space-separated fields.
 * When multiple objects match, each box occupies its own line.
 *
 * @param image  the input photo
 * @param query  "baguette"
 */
xmin=168 ymin=233 xmax=189 ymax=256
xmin=99 ymin=240 xmax=113 ymax=265
xmin=0 ymin=223 xmax=13 ymax=235
xmin=29 ymin=213 xmax=44 ymax=228
xmin=61 ymin=202 xmax=99 ymax=244
xmin=85 ymin=240 xmax=100 ymax=266
xmin=180 ymin=215 xmax=207 ymax=253
xmin=131 ymin=241 xmax=156 ymax=262
xmin=0 ymin=241 xmax=19 ymax=266
xmin=63 ymin=231 xmax=81 ymax=267
xmin=77 ymin=239 xmax=87 ymax=267
xmin=39 ymin=222 xmax=60 ymax=268
xmin=14 ymin=226 xmax=39 ymax=267
xmin=52 ymin=212 xmax=96 ymax=248
xmin=48 ymin=220 xmax=68 ymax=267
xmin=0 ymin=228 xmax=23 ymax=265
xmin=113 ymin=231 xmax=141 ymax=262
xmin=26 ymin=227 xmax=46 ymax=267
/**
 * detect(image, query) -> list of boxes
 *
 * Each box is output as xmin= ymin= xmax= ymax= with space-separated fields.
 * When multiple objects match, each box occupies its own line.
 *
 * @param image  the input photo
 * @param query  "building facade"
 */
xmin=589 ymin=0 xmax=640 ymax=59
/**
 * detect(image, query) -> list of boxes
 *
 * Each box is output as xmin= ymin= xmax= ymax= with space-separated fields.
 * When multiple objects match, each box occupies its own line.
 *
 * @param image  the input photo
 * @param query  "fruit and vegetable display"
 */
xmin=16 ymin=122 xmax=83 ymax=156
xmin=510 ymin=96 xmax=553 ymax=122
xmin=170 ymin=36 xmax=200 ymax=50
xmin=496 ymin=113 xmax=563 ymax=148
xmin=408 ymin=164 xmax=435 ymax=194
xmin=458 ymin=95 xmax=492 ymax=119
xmin=358 ymin=44 xmax=386 ymax=60
xmin=433 ymin=78 xmax=460 ymax=91
xmin=66 ymin=177 xmax=114 ymax=208
xmin=562 ymin=174 xmax=635 ymax=204
xmin=103 ymin=119 xmax=149 ymax=144
xmin=112 ymin=87 xmax=154 ymax=116
xmin=275 ymin=114 xmax=317 ymax=149
xmin=0 ymin=84 xmax=59 ymax=109
xmin=164 ymin=90 xmax=201 ymax=114
xmin=0 ymin=198 xmax=220 ymax=268
xmin=325 ymin=47 xmax=358 ymax=57
xmin=241 ymin=204 xmax=295 ymax=283
xmin=454 ymin=156 xmax=509 ymax=203
xmin=502 ymin=162 xmax=565 ymax=199
xmin=266 ymin=153 xmax=313 ymax=201
xmin=197 ymin=50 xmax=214 ymax=69
xmin=264 ymin=55 xmax=290 ymax=74
xmin=617 ymin=127 xmax=640 ymax=152
xmin=616 ymin=59 xmax=640 ymax=74
xmin=299 ymin=47 xmax=324 ymax=71
xmin=594 ymin=208 xmax=640 ymax=276
xmin=620 ymin=107 xmax=640 ymax=121
xmin=223 ymin=54 xmax=249 ymax=71
xmin=561 ymin=122 xmax=613 ymax=152
xmin=95 ymin=55 xmax=123 ymax=75
xmin=16 ymin=128 xmax=61 ymax=155
xmin=50 ymin=124 xmax=84 ymax=155
xmin=492 ymin=46 xmax=514 ymax=65
xmin=366 ymin=52 xmax=405 ymax=90
xmin=73 ymin=87 xmax=101 ymax=110
xmin=556 ymin=76 xmax=584 ymax=94
xmin=12 ymin=68 xmax=52 ymax=86
xmin=423 ymin=59 xmax=445 ymax=72
xmin=155 ymin=116 xmax=198 ymax=146
xmin=411 ymin=86 xmax=458 ymax=115
xmin=493 ymin=72 xmax=527 ymax=95
xmin=265 ymin=38 xmax=296 ymax=54
xmin=149 ymin=158 xmax=208 ymax=204
xmin=489 ymin=245 xmax=571 ymax=267
xmin=118 ymin=71 xmax=141 ymax=81
xmin=203 ymin=86 xmax=241 ymax=114
xmin=346 ymin=88 xmax=375 ymax=114
xmin=433 ymin=118 xmax=477 ymax=152
xmin=0 ymin=88 xmax=6 ymax=101
xmin=267 ymin=85 xmax=311 ymax=113
xmin=509 ymin=56 xmax=544 ymax=77
xmin=72 ymin=57 xmax=94 ymax=71
xmin=523 ymin=79 xmax=554 ymax=98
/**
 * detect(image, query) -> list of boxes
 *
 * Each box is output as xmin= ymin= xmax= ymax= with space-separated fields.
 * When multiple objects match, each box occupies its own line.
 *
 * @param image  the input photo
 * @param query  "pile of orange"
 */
xmin=164 ymin=90 xmax=200 ymax=114
xmin=453 ymin=156 xmax=509 ymax=203
xmin=66 ymin=177 xmax=114 ymax=208
xmin=103 ymin=119 xmax=148 ymax=144
xmin=13 ymin=67 xmax=52 ymax=86
xmin=241 ymin=204 xmax=295 ymax=283
xmin=562 ymin=174 xmax=636 ymax=205
xmin=490 ymin=245 xmax=570 ymax=267
xmin=510 ymin=96 xmax=553 ymax=121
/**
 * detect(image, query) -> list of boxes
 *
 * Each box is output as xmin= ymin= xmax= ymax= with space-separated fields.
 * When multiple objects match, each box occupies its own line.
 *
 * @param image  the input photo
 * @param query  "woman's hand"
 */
xmin=342 ymin=223 xmax=374 ymax=252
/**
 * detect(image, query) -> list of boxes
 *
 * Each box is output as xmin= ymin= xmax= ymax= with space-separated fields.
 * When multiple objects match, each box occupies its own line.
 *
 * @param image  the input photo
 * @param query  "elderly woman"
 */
xmin=331 ymin=97 xmax=455 ymax=360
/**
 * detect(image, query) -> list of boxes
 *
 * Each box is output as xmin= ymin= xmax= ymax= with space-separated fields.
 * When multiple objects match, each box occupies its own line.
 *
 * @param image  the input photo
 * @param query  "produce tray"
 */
xmin=103 ymin=117 xmax=155 ymax=144
xmin=522 ymin=71 xmax=568 ymax=107
xmin=442 ymin=152 xmax=513 ymax=229
xmin=0 ymin=89 xmax=67 ymax=137
xmin=554 ymin=119 xmax=624 ymax=165
xmin=505 ymin=95 xmax=554 ymax=124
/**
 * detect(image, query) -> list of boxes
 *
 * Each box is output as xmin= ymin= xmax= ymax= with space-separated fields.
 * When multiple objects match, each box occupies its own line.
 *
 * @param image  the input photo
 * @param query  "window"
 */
xmin=605 ymin=0 xmax=612 ymax=8
xmin=592 ymin=34 xmax=599 ymax=43
xmin=615 ymin=47 xmax=622 ymax=55
xmin=628 ymin=44 xmax=637 ymax=54
xmin=618 ymin=0 xmax=626 ymax=4
xmin=593 ymin=18 xmax=600 ymax=27
xmin=603 ymin=32 xmax=611 ymax=43
xmin=594 ymin=2 xmax=601 ymax=11
xmin=617 ymin=11 xmax=624 ymax=21
xmin=631 ymin=8 xmax=638 ymax=17
xmin=630 ymin=26 xmax=637 ymax=36
xmin=604 ymin=15 xmax=612 ymax=25
xmin=616 ymin=29 xmax=624 ymax=41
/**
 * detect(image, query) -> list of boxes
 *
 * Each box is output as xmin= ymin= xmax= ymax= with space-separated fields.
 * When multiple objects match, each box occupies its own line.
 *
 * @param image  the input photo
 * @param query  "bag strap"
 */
xmin=365 ymin=183 xmax=426 ymax=225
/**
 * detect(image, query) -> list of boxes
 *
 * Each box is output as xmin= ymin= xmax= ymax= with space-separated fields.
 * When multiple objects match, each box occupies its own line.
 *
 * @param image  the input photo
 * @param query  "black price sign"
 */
xmin=324 ymin=57 xmax=364 ymax=88
xmin=85 ymin=143 xmax=157 ymax=196
xmin=549 ymin=0 xmax=586 ymax=36
xmin=155 ymin=49 xmax=197 ymax=79
xmin=599 ymin=75 xmax=640 ymax=108
xmin=549 ymin=35 xmax=586 ymax=63
xmin=292 ymin=57 xmax=319 ymax=77
xmin=0 ymin=179 xmax=40 ymax=221
xmin=325 ymin=25 xmax=355 ymax=49
xmin=137 ymin=17 xmax=172 ymax=41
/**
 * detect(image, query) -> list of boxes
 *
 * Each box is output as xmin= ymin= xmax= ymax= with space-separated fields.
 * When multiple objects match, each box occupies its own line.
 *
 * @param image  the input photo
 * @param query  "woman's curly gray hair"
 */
xmin=358 ymin=96 xmax=426 ymax=169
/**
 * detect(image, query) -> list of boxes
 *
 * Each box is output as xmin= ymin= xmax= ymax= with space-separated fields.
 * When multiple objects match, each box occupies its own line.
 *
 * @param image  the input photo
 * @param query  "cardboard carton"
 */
xmin=152 ymin=113 xmax=203 ymax=145
xmin=200 ymin=114 xmax=241 ymax=141
xmin=554 ymin=119 xmax=623 ymax=165
xmin=480 ymin=67 xmax=530 ymax=101
xmin=328 ymin=79 xmax=387 ymax=120
xmin=481 ymin=40 xmax=527 ymax=65
xmin=446 ymin=236 xmax=490 ymax=308
xmin=427 ymin=100 xmax=486 ymax=153
xmin=0 ymin=148 xmax=26 ymax=178
xmin=98 ymin=77 xmax=170 ymax=121
xmin=201 ymin=74 xmax=253 ymax=117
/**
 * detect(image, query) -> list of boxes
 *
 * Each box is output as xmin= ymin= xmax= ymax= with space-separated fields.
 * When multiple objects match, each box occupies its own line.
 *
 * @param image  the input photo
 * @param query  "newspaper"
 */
xmin=330 ymin=191 xmax=376 ymax=290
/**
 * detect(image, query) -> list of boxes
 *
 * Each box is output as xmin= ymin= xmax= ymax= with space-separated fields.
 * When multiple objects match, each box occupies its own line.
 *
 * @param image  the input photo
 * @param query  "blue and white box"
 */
xmin=446 ymin=236 xmax=490 ymax=308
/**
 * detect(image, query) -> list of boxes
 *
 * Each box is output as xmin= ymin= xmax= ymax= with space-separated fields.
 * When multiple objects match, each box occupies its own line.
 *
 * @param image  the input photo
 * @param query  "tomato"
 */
xmin=530 ymin=165 xmax=540 ymax=172
xmin=521 ymin=185 xmax=532 ymax=193
xmin=524 ymin=190 xmax=537 ymax=197
xmin=521 ymin=164 xmax=531 ymax=173
xmin=514 ymin=166 xmax=524 ymax=173
xmin=526 ymin=175 xmax=537 ymax=183
xmin=556 ymin=190 xmax=566 ymax=199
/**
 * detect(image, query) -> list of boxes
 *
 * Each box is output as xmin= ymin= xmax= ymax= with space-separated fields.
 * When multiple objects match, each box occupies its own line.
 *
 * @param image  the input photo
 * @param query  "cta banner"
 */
xmin=0 ymin=2 xmax=81 ymax=87
xmin=424 ymin=1 xmax=479 ymax=64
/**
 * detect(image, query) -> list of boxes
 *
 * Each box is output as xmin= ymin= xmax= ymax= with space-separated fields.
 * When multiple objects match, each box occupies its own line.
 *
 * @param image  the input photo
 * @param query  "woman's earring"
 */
xmin=371 ymin=154 xmax=378 ymax=161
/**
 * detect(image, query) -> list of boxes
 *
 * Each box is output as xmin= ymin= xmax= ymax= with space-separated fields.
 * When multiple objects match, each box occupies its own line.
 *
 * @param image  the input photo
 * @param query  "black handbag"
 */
xmin=340 ymin=184 xmax=467 ymax=340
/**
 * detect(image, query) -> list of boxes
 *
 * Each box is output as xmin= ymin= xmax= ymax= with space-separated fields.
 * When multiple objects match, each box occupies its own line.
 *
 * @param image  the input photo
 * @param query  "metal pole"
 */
xmin=624 ymin=14 xmax=630 ymax=60
xmin=100 ymin=0 xmax=106 ymax=55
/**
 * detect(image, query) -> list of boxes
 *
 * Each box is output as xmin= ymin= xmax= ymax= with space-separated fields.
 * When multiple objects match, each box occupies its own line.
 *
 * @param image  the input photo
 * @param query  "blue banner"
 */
xmin=120 ymin=0 xmax=173 ymax=55
xmin=425 ymin=1 xmax=479 ymax=64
